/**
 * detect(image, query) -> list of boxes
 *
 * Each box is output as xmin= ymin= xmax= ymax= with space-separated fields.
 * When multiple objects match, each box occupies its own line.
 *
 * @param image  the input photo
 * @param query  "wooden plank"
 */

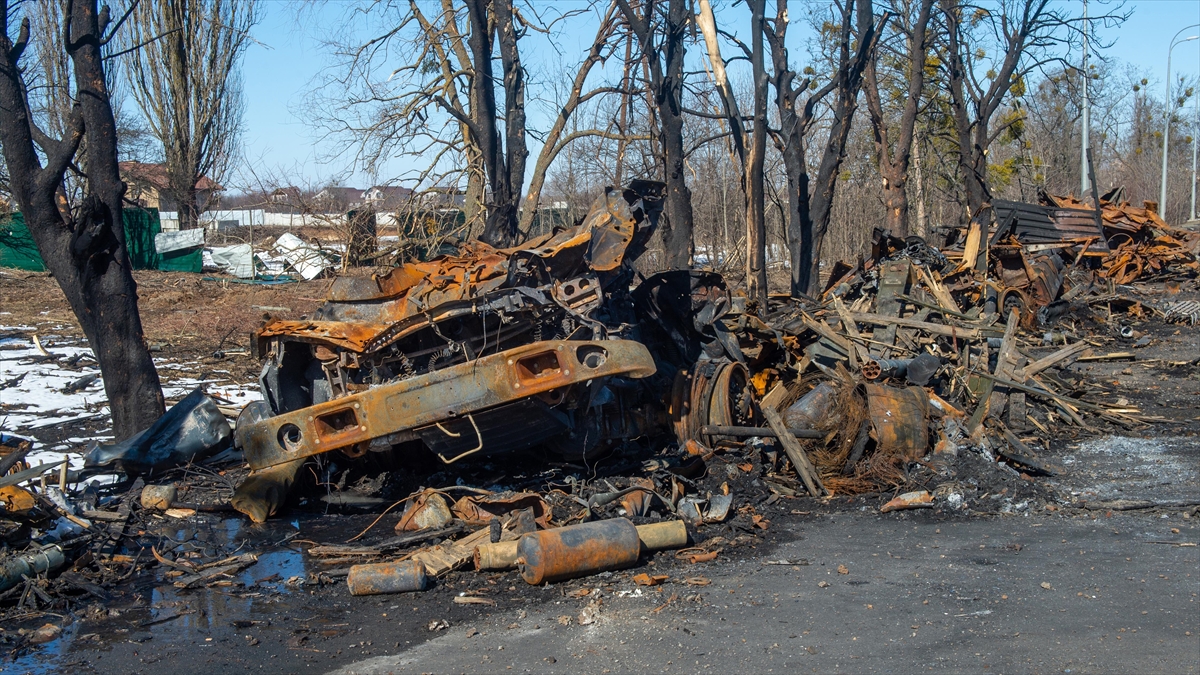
xmin=986 ymin=309 xmax=1022 ymax=420
xmin=760 ymin=383 xmax=790 ymax=413
xmin=1024 ymin=341 xmax=1089 ymax=376
xmin=916 ymin=266 xmax=963 ymax=315
xmin=411 ymin=526 xmax=494 ymax=577
xmin=956 ymin=219 xmax=983 ymax=273
xmin=831 ymin=297 xmax=871 ymax=366
xmin=761 ymin=405 xmax=825 ymax=497
xmin=849 ymin=312 xmax=991 ymax=339
xmin=1007 ymin=356 xmax=1028 ymax=430
xmin=800 ymin=313 xmax=853 ymax=355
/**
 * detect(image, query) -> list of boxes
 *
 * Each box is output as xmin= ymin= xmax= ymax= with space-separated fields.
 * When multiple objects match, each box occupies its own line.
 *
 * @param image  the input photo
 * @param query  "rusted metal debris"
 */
xmin=231 ymin=181 xmax=760 ymax=519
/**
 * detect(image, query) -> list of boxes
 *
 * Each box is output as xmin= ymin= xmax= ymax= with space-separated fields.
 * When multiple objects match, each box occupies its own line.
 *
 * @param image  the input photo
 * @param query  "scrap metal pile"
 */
xmin=2 ymin=182 xmax=1198 ymax=613
xmin=756 ymin=190 xmax=1200 ymax=503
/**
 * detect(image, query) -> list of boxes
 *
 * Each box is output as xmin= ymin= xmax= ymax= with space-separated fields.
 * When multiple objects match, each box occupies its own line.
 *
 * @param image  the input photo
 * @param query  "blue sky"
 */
xmin=235 ymin=0 xmax=1200 ymax=192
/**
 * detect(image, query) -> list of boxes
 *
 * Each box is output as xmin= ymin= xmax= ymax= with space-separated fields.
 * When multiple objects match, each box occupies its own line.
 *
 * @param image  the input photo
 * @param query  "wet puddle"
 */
xmin=9 ymin=512 xmax=385 ymax=673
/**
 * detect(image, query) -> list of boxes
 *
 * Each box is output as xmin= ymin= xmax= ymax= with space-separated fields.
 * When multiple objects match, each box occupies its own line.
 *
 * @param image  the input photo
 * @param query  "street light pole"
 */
xmin=1081 ymin=0 xmax=1090 ymax=197
xmin=1192 ymin=88 xmax=1198 ymax=222
xmin=1159 ymin=26 xmax=1199 ymax=220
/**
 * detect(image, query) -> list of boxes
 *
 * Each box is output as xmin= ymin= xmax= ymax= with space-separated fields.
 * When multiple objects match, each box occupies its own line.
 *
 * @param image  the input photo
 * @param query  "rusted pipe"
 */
xmin=861 ymin=358 xmax=913 ymax=381
xmin=699 ymin=425 xmax=823 ymax=439
xmin=636 ymin=520 xmax=688 ymax=551
xmin=346 ymin=559 xmax=429 ymax=595
xmin=475 ymin=521 xmax=687 ymax=572
xmin=516 ymin=518 xmax=641 ymax=585
xmin=0 ymin=545 xmax=65 ymax=593
xmin=474 ymin=540 xmax=519 ymax=571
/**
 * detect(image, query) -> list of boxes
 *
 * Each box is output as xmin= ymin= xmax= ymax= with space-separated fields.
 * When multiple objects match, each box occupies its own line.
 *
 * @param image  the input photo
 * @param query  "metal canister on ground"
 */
xmin=474 ymin=540 xmax=519 ymax=571
xmin=0 ymin=545 xmax=65 ymax=593
xmin=516 ymin=518 xmax=640 ymax=585
xmin=476 ymin=521 xmax=688 ymax=572
xmin=635 ymin=520 xmax=689 ymax=552
xmin=346 ymin=559 xmax=428 ymax=596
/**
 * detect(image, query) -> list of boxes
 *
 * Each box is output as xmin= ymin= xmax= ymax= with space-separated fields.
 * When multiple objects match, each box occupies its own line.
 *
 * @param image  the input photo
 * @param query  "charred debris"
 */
xmin=2 ymin=183 xmax=1198 ymax=629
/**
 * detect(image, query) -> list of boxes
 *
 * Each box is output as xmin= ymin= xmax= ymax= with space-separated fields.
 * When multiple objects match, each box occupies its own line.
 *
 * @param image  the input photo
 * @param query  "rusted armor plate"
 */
xmin=236 ymin=339 xmax=656 ymax=470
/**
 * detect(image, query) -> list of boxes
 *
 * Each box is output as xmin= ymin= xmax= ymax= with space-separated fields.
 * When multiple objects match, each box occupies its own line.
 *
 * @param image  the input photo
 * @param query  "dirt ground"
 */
xmin=1 ymin=269 xmax=1199 ymax=673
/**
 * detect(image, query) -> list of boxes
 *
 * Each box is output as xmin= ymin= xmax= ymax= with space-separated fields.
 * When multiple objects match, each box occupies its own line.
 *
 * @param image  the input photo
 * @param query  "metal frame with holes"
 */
xmin=235 ymin=339 xmax=657 ymax=470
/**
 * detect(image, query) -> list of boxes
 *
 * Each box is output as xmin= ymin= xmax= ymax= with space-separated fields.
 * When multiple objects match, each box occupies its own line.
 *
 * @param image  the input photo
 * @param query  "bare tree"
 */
xmin=934 ymin=0 xmax=1124 ymax=221
xmin=765 ymin=0 xmax=886 ymax=296
xmin=695 ymin=0 xmax=769 ymax=305
xmin=123 ymin=0 xmax=258 ymax=230
xmin=862 ymin=0 xmax=934 ymax=237
xmin=0 ymin=0 xmax=165 ymax=439
xmin=617 ymin=0 xmax=694 ymax=269
xmin=310 ymin=0 xmax=625 ymax=246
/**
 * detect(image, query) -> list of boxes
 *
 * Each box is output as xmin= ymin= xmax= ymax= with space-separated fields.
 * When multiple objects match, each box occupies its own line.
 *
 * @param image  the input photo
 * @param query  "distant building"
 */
xmin=361 ymin=185 xmax=414 ymax=211
xmin=119 ymin=162 xmax=223 ymax=212
xmin=420 ymin=187 xmax=467 ymax=209
xmin=269 ymin=186 xmax=303 ymax=206
xmin=313 ymin=187 xmax=364 ymax=211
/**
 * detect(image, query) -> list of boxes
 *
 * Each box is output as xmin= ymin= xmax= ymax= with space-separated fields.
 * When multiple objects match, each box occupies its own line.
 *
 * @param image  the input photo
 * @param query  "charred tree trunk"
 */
xmin=745 ymin=0 xmax=768 ymax=307
xmin=802 ymin=0 xmax=882 ymax=294
xmin=941 ymin=1 xmax=988 ymax=220
xmin=0 ymin=0 xmax=165 ymax=440
xmin=767 ymin=0 xmax=884 ymax=296
xmin=863 ymin=0 xmax=934 ymax=237
xmin=618 ymin=0 xmax=693 ymax=269
xmin=466 ymin=0 xmax=526 ymax=247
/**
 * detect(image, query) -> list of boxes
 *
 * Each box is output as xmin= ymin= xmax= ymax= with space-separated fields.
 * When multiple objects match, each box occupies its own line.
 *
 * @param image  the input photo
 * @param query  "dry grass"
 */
xmin=796 ymin=378 xmax=912 ymax=495
xmin=0 ymin=269 xmax=329 ymax=352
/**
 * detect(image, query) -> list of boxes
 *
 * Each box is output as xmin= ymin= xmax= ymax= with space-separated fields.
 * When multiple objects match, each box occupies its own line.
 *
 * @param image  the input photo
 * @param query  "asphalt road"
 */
xmin=327 ymin=510 xmax=1198 ymax=675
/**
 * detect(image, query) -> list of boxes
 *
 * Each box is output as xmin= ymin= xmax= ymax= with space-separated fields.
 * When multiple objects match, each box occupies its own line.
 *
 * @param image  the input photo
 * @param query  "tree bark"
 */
xmin=802 ymin=0 xmax=882 ymax=294
xmin=767 ymin=0 xmax=884 ymax=296
xmin=467 ymin=0 xmax=526 ymax=247
xmin=0 ymin=0 xmax=165 ymax=440
xmin=744 ymin=0 xmax=768 ymax=307
xmin=617 ymin=0 xmax=693 ymax=269
xmin=863 ymin=0 xmax=934 ymax=237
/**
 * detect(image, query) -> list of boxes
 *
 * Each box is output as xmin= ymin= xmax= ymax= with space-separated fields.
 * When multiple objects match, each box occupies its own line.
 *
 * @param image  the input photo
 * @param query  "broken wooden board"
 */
xmin=872 ymin=261 xmax=914 ymax=358
xmin=410 ymin=526 xmax=503 ymax=577
xmin=986 ymin=309 xmax=1023 ymax=421
xmin=173 ymin=554 xmax=259 ymax=589
xmin=849 ymin=312 xmax=993 ymax=339
xmin=761 ymin=405 xmax=825 ymax=497
xmin=1024 ymin=341 xmax=1089 ymax=376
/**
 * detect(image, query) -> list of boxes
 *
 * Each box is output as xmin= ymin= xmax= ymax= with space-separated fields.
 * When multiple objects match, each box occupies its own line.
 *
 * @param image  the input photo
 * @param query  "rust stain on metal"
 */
xmin=236 ymin=339 xmax=656 ymax=470
xmin=515 ymin=518 xmax=641 ymax=585
xmin=863 ymin=383 xmax=930 ymax=460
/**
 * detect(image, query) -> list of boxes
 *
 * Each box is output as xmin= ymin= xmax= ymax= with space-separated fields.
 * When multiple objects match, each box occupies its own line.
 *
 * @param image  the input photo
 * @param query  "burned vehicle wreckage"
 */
xmin=230 ymin=181 xmax=761 ymax=521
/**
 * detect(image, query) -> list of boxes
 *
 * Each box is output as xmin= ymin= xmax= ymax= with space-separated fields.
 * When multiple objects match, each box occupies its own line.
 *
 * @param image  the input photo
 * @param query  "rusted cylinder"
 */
xmin=140 ymin=484 xmax=177 ymax=510
xmin=863 ymin=358 xmax=913 ymax=381
xmin=516 ymin=518 xmax=640 ymax=585
xmin=636 ymin=520 xmax=688 ymax=552
xmin=474 ymin=540 xmax=520 ymax=571
xmin=476 ymin=521 xmax=689 ymax=572
xmin=346 ymin=559 xmax=428 ymax=596
xmin=0 ymin=545 xmax=65 ymax=593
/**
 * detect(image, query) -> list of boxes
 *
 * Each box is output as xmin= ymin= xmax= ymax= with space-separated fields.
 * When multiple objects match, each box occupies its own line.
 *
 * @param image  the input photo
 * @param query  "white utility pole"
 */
xmin=1160 ymin=27 xmax=1200 ymax=219
xmin=1192 ymin=78 xmax=1198 ymax=221
xmin=1081 ymin=0 xmax=1090 ymax=197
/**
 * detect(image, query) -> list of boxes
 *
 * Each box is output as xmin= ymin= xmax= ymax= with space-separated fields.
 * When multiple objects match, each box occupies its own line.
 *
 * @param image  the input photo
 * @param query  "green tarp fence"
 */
xmin=0 ymin=208 xmax=198 ymax=272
